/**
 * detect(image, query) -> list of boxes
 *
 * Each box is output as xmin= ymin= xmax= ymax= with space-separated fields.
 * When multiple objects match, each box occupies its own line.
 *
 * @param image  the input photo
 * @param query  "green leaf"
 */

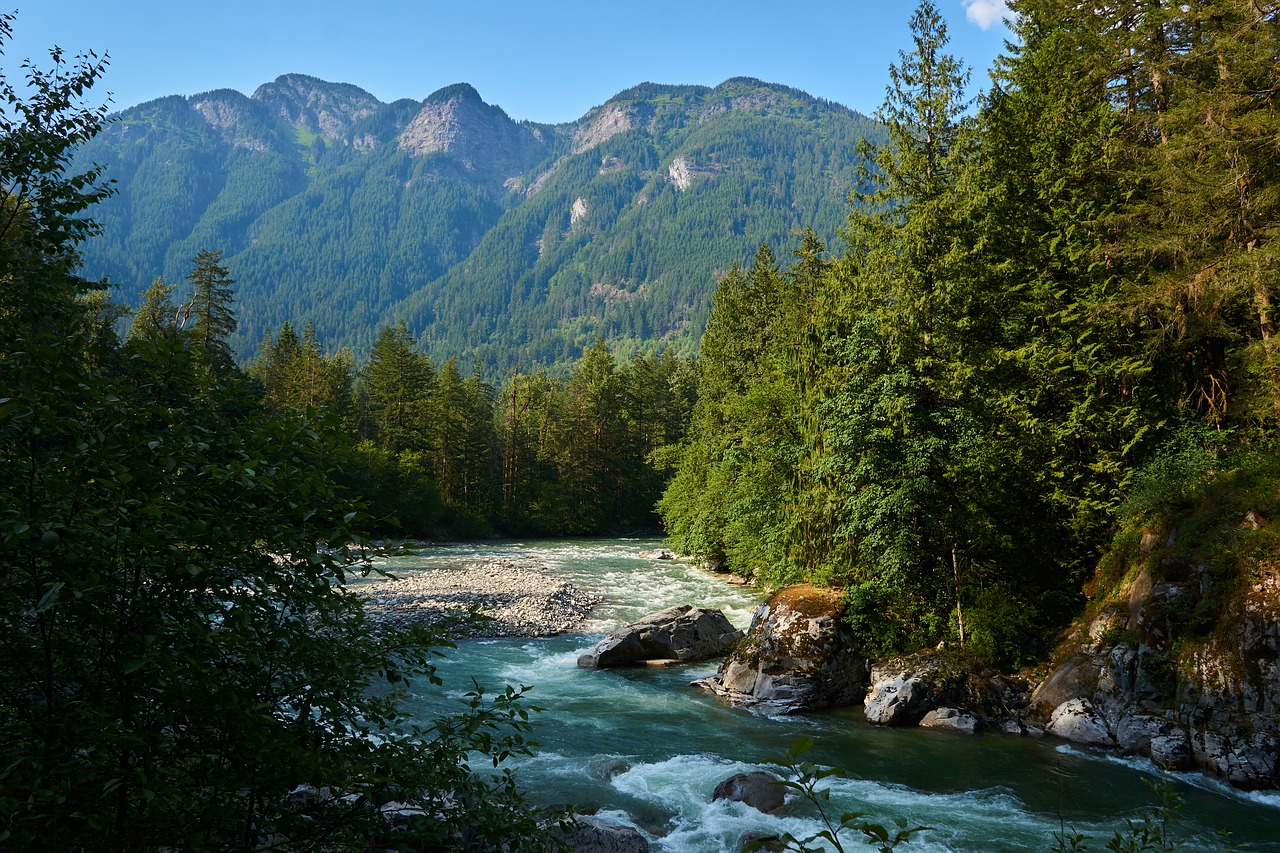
xmin=36 ymin=583 xmax=64 ymax=612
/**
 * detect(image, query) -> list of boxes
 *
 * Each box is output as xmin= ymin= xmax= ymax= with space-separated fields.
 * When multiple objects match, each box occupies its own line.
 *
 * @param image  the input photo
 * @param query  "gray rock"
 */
xmin=578 ymin=605 xmax=742 ymax=668
xmin=553 ymin=815 xmax=650 ymax=853
xmin=738 ymin=831 xmax=786 ymax=852
xmin=1150 ymin=728 xmax=1192 ymax=769
xmin=696 ymin=585 xmax=866 ymax=714
xmin=863 ymin=651 xmax=1031 ymax=728
xmin=1047 ymin=698 xmax=1115 ymax=746
xmin=1028 ymin=564 xmax=1280 ymax=789
xmin=637 ymin=549 xmax=676 ymax=560
xmin=919 ymin=707 xmax=980 ymax=734
xmin=864 ymin=672 xmax=929 ymax=725
xmin=712 ymin=771 xmax=785 ymax=814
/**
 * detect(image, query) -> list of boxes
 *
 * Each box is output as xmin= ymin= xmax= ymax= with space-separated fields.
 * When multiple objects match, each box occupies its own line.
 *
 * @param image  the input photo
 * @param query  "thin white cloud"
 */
xmin=963 ymin=0 xmax=1011 ymax=30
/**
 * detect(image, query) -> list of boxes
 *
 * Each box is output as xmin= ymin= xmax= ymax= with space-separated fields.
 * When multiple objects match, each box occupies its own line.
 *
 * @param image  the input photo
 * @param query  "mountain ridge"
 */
xmin=75 ymin=74 xmax=882 ymax=370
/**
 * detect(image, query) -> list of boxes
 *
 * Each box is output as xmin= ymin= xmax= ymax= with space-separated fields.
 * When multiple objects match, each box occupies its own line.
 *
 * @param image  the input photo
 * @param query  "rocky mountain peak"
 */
xmin=252 ymin=74 xmax=382 ymax=140
xmin=188 ymin=88 xmax=273 ymax=151
xmin=189 ymin=88 xmax=255 ymax=130
xmin=397 ymin=84 xmax=546 ymax=188
xmin=423 ymin=82 xmax=485 ymax=106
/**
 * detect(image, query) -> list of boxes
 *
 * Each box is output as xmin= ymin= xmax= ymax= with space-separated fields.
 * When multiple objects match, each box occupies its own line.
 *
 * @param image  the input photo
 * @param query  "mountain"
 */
xmin=75 ymin=74 xmax=880 ymax=369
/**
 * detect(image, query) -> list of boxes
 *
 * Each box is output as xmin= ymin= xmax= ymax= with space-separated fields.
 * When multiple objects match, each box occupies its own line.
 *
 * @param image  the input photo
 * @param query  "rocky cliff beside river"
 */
xmin=694 ymin=567 xmax=1276 ymax=789
xmin=1025 ymin=541 xmax=1279 ymax=789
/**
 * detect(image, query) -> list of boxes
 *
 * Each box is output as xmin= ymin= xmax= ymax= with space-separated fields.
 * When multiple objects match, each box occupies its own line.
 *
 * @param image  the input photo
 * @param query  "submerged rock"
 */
xmin=711 ymin=771 xmax=785 ymax=814
xmin=696 ymin=585 xmax=866 ymax=714
xmin=577 ymin=605 xmax=742 ymax=668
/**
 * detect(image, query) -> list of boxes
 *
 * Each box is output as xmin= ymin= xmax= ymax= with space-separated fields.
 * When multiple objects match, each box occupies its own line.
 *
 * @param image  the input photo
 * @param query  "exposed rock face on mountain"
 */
xmin=1028 ymin=540 xmax=1280 ymax=789
xmin=577 ymin=605 xmax=742 ymax=668
xmin=397 ymin=84 xmax=548 ymax=189
xmin=862 ymin=651 xmax=1032 ymax=733
xmin=74 ymin=75 xmax=880 ymax=370
xmin=253 ymin=74 xmax=381 ymax=140
xmin=696 ymin=585 xmax=866 ymax=714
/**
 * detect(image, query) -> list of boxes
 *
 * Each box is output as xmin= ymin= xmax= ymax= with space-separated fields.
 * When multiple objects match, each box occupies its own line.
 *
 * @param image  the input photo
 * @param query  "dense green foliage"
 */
xmin=661 ymin=0 xmax=1280 ymax=668
xmin=247 ymin=316 xmax=696 ymax=538
xmin=72 ymin=74 xmax=881 ymax=371
xmin=1 ymin=22 xmax=557 ymax=850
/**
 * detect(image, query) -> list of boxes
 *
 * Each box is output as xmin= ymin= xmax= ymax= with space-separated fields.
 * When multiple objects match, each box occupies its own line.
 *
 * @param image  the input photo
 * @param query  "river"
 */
xmin=384 ymin=538 xmax=1280 ymax=852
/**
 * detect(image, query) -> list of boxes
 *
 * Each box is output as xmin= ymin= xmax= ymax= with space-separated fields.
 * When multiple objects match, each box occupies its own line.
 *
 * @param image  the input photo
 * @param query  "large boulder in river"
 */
xmin=577 ymin=605 xmax=742 ymax=668
xmin=711 ymin=771 xmax=785 ymax=814
xmin=1026 ymin=517 xmax=1280 ymax=789
xmin=696 ymin=585 xmax=866 ymax=714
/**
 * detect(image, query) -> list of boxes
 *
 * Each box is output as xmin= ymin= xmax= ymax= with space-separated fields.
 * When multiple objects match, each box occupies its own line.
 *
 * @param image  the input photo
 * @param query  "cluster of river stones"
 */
xmin=362 ymin=555 xmax=600 ymax=638
xmin=361 ymin=545 xmax=1279 ymax=852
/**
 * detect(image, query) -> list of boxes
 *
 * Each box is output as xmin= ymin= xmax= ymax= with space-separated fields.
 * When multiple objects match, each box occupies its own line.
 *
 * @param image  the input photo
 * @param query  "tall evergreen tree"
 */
xmin=363 ymin=320 xmax=434 ymax=453
xmin=813 ymin=1 xmax=992 ymax=648
xmin=184 ymin=248 xmax=237 ymax=381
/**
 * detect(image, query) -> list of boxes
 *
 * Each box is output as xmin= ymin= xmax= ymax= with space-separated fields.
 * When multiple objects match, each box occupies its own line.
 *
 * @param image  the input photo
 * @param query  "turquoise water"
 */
xmin=385 ymin=539 xmax=1280 ymax=852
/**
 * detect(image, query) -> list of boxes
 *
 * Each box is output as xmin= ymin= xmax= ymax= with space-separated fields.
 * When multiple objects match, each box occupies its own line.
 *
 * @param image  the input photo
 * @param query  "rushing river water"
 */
xmin=385 ymin=539 xmax=1280 ymax=852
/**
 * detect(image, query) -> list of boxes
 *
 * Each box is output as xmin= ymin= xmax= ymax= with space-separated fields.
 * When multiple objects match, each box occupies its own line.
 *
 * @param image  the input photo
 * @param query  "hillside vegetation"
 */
xmin=75 ymin=74 xmax=881 ymax=370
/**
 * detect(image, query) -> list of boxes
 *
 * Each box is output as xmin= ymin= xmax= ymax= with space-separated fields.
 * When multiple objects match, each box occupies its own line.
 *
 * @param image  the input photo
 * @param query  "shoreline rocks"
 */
xmin=1026 ymin=561 xmax=1280 ymax=789
xmin=862 ymin=651 xmax=1032 ymax=733
xmin=553 ymin=815 xmax=650 ymax=853
xmin=361 ymin=556 xmax=599 ymax=638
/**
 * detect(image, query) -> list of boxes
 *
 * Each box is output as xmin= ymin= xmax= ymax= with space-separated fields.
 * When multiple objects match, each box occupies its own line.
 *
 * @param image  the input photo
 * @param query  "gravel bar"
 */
xmin=362 ymin=556 xmax=600 ymax=639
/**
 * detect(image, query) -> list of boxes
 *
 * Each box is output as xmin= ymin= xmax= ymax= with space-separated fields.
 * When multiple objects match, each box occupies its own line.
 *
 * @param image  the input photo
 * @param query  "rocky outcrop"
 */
xmin=553 ymin=815 xmax=650 ymax=853
xmin=190 ymin=89 xmax=272 ymax=151
xmin=577 ymin=605 xmax=742 ymax=668
xmin=1029 ymin=551 xmax=1280 ymax=789
xmin=572 ymin=103 xmax=642 ymax=154
xmin=711 ymin=771 xmax=785 ymax=814
xmin=252 ymin=74 xmax=380 ymax=141
xmin=397 ymin=83 xmax=546 ymax=190
xmin=696 ymin=585 xmax=866 ymax=714
xmin=862 ymin=651 xmax=1030 ymax=731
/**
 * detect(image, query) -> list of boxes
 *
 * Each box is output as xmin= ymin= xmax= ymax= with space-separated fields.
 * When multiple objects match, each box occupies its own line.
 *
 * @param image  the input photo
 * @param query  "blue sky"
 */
xmin=5 ymin=1 xmax=1013 ymax=122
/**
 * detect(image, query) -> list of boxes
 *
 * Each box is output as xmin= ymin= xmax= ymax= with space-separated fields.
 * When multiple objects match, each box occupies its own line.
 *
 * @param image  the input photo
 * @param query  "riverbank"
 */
xmin=399 ymin=539 xmax=1280 ymax=852
xmin=361 ymin=555 xmax=600 ymax=638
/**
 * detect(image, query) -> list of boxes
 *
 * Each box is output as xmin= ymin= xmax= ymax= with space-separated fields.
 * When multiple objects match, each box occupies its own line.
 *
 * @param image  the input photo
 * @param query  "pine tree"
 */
xmin=184 ymin=248 xmax=237 ymax=381
xmin=127 ymin=276 xmax=177 ymax=344
xmin=816 ymin=1 xmax=989 ymax=649
xmin=363 ymin=320 xmax=433 ymax=453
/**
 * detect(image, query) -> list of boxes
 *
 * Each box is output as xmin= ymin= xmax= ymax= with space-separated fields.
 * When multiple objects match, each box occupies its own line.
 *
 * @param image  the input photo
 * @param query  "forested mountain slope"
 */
xmin=76 ymin=74 xmax=880 ymax=369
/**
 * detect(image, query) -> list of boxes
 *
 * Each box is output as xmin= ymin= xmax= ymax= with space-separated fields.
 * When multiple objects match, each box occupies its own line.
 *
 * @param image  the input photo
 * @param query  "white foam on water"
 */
xmin=603 ymin=753 xmax=1096 ymax=853
xmin=1057 ymin=744 xmax=1280 ymax=812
